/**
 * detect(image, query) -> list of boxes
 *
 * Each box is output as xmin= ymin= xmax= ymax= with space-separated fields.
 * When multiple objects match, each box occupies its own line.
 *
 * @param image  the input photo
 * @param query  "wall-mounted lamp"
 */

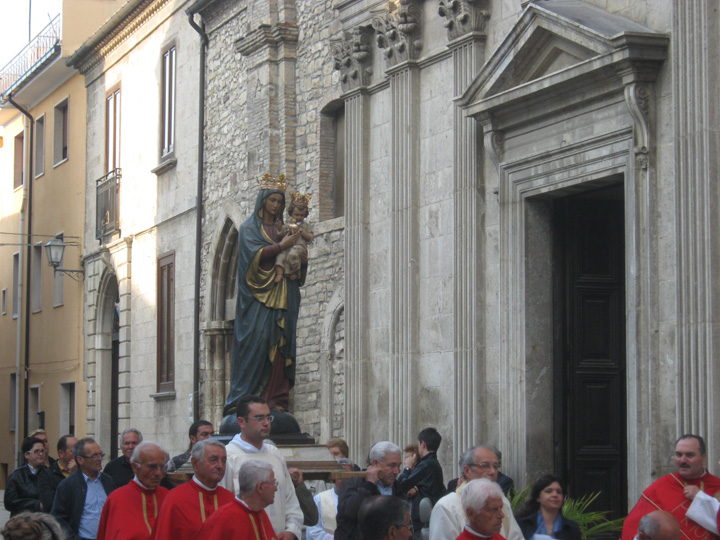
xmin=45 ymin=237 xmax=84 ymax=277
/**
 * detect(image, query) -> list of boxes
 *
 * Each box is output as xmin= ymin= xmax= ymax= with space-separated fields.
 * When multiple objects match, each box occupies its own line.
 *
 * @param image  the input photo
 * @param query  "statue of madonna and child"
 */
xmin=219 ymin=173 xmax=315 ymax=439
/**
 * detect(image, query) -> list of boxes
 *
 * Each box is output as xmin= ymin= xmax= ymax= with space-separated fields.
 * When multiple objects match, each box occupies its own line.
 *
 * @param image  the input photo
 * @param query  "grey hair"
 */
xmin=462 ymin=478 xmax=504 ymax=513
xmin=191 ymin=439 xmax=226 ymax=461
xmin=120 ymin=428 xmax=143 ymax=444
xmin=73 ymin=437 xmax=97 ymax=459
xmin=369 ymin=441 xmax=402 ymax=463
xmin=130 ymin=441 xmax=168 ymax=464
xmin=1 ymin=511 xmax=65 ymax=540
xmin=487 ymin=446 xmax=502 ymax=463
xmin=459 ymin=446 xmax=498 ymax=479
xmin=336 ymin=457 xmax=354 ymax=467
xmin=238 ymin=460 xmax=274 ymax=495
xmin=639 ymin=514 xmax=660 ymax=539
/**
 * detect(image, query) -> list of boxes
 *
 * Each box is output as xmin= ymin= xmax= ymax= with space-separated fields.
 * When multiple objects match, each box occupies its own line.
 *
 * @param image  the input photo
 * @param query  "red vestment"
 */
xmin=455 ymin=529 xmax=506 ymax=540
xmin=97 ymin=480 xmax=169 ymax=540
xmin=622 ymin=472 xmax=720 ymax=540
xmin=150 ymin=479 xmax=235 ymax=540
xmin=197 ymin=497 xmax=278 ymax=540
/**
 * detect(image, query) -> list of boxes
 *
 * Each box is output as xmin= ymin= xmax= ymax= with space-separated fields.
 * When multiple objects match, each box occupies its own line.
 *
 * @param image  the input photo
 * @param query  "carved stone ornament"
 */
xmin=624 ymin=82 xmax=651 ymax=171
xmin=372 ymin=0 xmax=423 ymax=67
xmin=437 ymin=0 xmax=490 ymax=41
xmin=332 ymin=26 xmax=374 ymax=91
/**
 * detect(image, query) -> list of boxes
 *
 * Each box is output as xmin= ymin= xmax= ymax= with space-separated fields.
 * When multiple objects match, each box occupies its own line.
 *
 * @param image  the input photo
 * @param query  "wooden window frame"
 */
xmin=157 ymin=252 xmax=175 ymax=393
xmin=160 ymin=45 xmax=176 ymax=159
xmin=105 ymin=85 xmax=121 ymax=173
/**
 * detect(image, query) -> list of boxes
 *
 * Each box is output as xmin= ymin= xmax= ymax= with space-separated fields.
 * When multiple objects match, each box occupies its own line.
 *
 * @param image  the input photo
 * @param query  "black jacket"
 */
xmin=50 ymin=470 xmax=115 ymax=540
xmin=516 ymin=511 xmax=582 ymax=540
xmin=102 ymin=456 xmax=133 ymax=487
xmin=397 ymin=452 xmax=445 ymax=534
xmin=4 ymin=465 xmax=43 ymax=516
xmin=336 ymin=476 xmax=402 ymax=540
xmin=37 ymin=461 xmax=69 ymax=513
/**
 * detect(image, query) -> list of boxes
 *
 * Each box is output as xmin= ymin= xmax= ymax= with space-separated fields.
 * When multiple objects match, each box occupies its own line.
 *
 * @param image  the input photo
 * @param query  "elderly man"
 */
xmin=38 ymin=435 xmax=77 ymax=513
xmin=336 ymin=441 xmax=405 ymax=540
xmin=97 ymin=441 xmax=170 ymax=540
xmin=430 ymin=446 xmax=522 ymax=540
xmin=51 ymin=437 xmax=115 ymax=540
xmin=456 ymin=479 xmax=506 ymax=540
xmin=151 ymin=440 xmax=235 ymax=540
xmin=622 ymin=435 xmax=720 ymax=540
xmin=103 ymin=428 xmax=143 ymax=488
xmin=165 ymin=419 xmax=214 ymax=473
xmin=636 ymin=511 xmax=681 ymax=540
xmin=198 ymin=459 xmax=279 ymax=539
xmin=358 ymin=496 xmax=413 ymax=540
xmin=221 ymin=395 xmax=303 ymax=540
xmin=307 ymin=458 xmax=355 ymax=540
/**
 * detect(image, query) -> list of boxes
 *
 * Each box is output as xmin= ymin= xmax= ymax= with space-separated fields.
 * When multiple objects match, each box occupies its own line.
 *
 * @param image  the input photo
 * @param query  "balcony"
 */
xmin=96 ymin=168 xmax=121 ymax=241
xmin=0 ymin=15 xmax=61 ymax=97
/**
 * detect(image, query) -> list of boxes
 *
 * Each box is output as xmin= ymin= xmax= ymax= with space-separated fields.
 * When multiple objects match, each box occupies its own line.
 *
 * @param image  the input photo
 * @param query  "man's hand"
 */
xmin=278 ymin=532 xmax=296 ymax=540
xmin=67 ymin=460 xmax=77 ymax=473
xmin=365 ymin=465 xmax=381 ymax=484
xmin=288 ymin=468 xmax=303 ymax=487
xmin=279 ymin=230 xmax=300 ymax=250
xmin=407 ymin=487 xmax=418 ymax=497
xmin=685 ymin=485 xmax=701 ymax=500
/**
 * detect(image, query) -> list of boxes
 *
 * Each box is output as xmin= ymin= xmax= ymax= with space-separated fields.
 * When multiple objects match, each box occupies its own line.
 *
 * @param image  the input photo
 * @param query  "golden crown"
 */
xmin=257 ymin=173 xmax=288 ymax=191
xmin=290 ymin=191 xmax=312 ymax=206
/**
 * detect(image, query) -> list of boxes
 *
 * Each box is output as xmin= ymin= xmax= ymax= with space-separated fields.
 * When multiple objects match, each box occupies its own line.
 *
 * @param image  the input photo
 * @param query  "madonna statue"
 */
xmin=220 ymin=173 xmax=305 ymax=434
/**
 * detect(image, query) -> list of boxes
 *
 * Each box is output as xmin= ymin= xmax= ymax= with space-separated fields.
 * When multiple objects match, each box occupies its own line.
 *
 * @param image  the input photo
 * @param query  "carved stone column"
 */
xmin=333 ymin=28 xmax=372 ymax=457
xmin=440 ymin=0 xmax=489 ymax=466
xmin=373 ymin=0 xmax=423 ymax=444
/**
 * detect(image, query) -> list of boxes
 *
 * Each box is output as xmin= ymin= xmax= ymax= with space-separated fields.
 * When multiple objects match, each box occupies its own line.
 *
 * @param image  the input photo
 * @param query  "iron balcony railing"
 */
xmin=0 ymin=14 xmax=61 ymax=96
xmin=96 ymin=168 xmax=121 ymax=240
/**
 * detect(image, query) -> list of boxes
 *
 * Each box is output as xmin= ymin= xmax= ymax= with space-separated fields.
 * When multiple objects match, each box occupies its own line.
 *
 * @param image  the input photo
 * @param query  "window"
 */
xmin=53 ymin=234 xmax=64 ymax=307
xmin=319 ymin=102 xmax=345 ymax=220
xmin=60 ymin=382 xmax=75 ymax=435
xmin=106 ymin=87 xmax=121 ymax=173
xmin=28 ymin=386 xmax=40 ymax=433
xmin=53 ymin=99 xmax=69 ymax=165
xmin=1 ymin=289 xmax=6 ymax=315
xmin=157 ymin=252 xmax=175 ymax=392
xmin=12 ymin=253 xmax=19 ymax=318
xmin=9 ymin=374 xmax=16 ymax=432
xmin=14 ymin=132 xmax=24 ymax=189
xmin=161 ymin=46 xmax=176 ymax=158
xmin=35 ymin=115 xmax=45 ymax=176
xmin=31 ymin=244 xmax=42 ymax=313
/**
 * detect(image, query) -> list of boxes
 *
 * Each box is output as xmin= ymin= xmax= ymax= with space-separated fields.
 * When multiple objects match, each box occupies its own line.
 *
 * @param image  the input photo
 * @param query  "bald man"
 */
xmin=636 ymin=511 xmax=681 ymax=540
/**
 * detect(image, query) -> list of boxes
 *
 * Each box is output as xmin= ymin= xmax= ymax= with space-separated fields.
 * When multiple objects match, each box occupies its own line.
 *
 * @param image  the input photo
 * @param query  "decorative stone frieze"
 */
xmin=332 ymin=26 xmax=374 ymax=92
xmin=372 ymin=0 xmax=423 ymax=67
xmin=438 ymin=0 xmax=490 ymax=41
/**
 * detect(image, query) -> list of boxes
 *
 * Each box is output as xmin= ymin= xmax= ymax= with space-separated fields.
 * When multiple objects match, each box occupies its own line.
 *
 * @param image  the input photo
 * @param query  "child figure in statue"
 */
xmin=274 ymin=192 xmax=313 ymax=283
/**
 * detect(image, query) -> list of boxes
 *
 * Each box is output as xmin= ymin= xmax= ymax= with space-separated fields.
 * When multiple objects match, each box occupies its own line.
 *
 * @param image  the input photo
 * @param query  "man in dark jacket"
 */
xmin=336 ymin=441 xmax=404 ymax=540
xmin=4 ymin=437 xmax=46 ymax=516
xmin=37 ymin=435 xmax=77 ymax=512
xmin=102 ymin=428 xmax=142 ymax=487
xmin=51 ymin=437 xmax=115 ymax=540
xmin=397 ymin=427 xmax=445 ymax=538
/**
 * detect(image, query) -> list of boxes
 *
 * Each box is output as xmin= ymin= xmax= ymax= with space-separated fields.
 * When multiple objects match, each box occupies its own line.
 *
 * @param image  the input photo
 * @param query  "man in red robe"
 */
xmin=197 ymin=459 xmax=279 ymax=540
xmin=455 ymin=478 xmax=507 ymax=540
xmin=151 ymin=440 xmax=234 ymax=540
xmin=623 ymin=435 xmax=720 ymax=540
xmin=97 ymin=442 xmax=170 ymax=540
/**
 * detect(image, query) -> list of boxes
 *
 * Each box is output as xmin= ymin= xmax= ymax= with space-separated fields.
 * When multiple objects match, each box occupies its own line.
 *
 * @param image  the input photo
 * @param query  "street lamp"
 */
xmin=45 ymin=237 xmax=84 ymax=276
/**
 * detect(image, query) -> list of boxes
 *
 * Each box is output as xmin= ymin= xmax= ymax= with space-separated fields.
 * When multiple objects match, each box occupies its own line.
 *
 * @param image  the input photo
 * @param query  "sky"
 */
xmin=0 ymin=0 xmax=62 ymax=68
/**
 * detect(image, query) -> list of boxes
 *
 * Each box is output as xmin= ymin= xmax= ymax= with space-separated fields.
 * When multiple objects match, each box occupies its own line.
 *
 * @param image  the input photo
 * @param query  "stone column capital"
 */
xmin=438 ymin=0 xmax=490 ymax=41
xmin=372 ymin=0 xmax=423 ymax=68
xmin=332 ymin=26 xmax=374 ymax=92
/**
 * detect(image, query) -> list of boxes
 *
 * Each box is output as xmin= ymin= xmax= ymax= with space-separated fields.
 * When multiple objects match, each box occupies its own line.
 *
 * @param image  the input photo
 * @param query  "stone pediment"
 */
xmin=462 ymin=0 xmax=668 ymax=126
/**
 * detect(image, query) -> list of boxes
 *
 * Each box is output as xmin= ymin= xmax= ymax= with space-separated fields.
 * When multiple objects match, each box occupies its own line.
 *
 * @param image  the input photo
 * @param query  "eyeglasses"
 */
xmin=470 ymin=462 xmax=501 ymax=471
xmin=140 ymin=463 xmax=165 ymax=472
xmin=79 ymin=453 xmax=105 ymax=460
xmin=26 ymin=449 xmax=46 ymax=455
xmin=262 ymin=480 xmax=279 ymax=488
xmin=394 ymin=522 xmax=414 ymax=533
xmin=247 ymin=415 xmax=274 ymax=423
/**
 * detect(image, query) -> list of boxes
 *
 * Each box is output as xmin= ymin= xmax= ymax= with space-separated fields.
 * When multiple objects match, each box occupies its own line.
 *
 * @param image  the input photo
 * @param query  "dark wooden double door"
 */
xmin=553 ymin=187 xmax=627 ymax=519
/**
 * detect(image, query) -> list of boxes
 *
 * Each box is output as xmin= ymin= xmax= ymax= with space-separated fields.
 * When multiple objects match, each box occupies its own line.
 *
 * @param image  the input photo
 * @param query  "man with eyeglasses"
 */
xmin=4 ymin=437 xmax=47 ymax=516
xmin=50 ymin=437 xmax=116 ymax=540
xmin=97 ymin=441 xmax=170 ymax=540
xmin=221 ymin=395 xmax=303 ymax=540
xmin=429 ymin=446 xmax=522 ymax=540
xmin=199 ymin=459 xmax=279 ymax=539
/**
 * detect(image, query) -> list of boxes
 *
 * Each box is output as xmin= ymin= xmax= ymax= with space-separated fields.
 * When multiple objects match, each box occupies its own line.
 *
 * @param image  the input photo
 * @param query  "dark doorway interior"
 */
xmin=553 ymin=184 xmax=627 ymax=519
xmin=111 ymin=299 xmax=120 ymax=460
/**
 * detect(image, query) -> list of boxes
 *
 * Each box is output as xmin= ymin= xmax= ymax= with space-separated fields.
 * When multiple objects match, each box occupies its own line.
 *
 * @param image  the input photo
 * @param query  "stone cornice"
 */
xmin=235 ymin=22 xmax=299 ymax=56
xmin=438 ymin=0 xmax=490 ymax=41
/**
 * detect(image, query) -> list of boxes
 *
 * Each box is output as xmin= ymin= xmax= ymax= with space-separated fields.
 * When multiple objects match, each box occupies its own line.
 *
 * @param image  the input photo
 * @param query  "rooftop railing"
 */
xmin=0 ymin=14 xmax=61 ymax=96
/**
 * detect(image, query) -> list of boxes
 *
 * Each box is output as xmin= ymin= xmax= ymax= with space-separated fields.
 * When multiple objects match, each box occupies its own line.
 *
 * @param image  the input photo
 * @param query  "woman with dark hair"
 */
xmin=515 ymin=474 xmax=581 ymax=540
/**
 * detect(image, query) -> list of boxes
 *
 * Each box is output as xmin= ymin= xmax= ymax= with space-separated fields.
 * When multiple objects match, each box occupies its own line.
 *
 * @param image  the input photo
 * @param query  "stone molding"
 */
xmin=438 ymin=0 xmax=490 ymax=41
xmin=371 ymin=0 xmax=423 ymax=67
xmin=332 ymin=26 xmax=374 ymax=92
xmin=235 ymin=22 xmax=300 ymax=57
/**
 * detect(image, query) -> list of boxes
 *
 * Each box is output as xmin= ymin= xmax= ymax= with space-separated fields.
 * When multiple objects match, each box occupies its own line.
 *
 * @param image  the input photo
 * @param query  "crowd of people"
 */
xmin=0 ymin=400 xmax=713 ymax=540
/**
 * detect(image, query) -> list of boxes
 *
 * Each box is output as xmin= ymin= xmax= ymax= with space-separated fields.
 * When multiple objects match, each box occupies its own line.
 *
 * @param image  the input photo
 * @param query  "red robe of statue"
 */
xmin=455 ymin=529 xmax=506 ymax=540
xmin=150 ymin=479 xmax=235 ymax=540
xmin=97 ymin=480 xmax=169 ymax=540
xmin=622 ymin=472 xmax=720 ymax=540
xmin=196 ymin=497 xmax=278 ymax=540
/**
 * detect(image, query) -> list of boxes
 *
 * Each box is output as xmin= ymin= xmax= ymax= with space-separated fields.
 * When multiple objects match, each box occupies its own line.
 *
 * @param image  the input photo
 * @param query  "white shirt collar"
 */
xmin=192 ymin=475 xmax=217 ymax=491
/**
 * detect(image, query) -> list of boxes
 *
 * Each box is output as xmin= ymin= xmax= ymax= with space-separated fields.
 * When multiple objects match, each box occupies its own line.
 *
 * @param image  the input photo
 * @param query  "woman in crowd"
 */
xmin=515 ymin=474 xmax=581 ymax=540
xmin=1 ymin=512 xmax=64 ymax=540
